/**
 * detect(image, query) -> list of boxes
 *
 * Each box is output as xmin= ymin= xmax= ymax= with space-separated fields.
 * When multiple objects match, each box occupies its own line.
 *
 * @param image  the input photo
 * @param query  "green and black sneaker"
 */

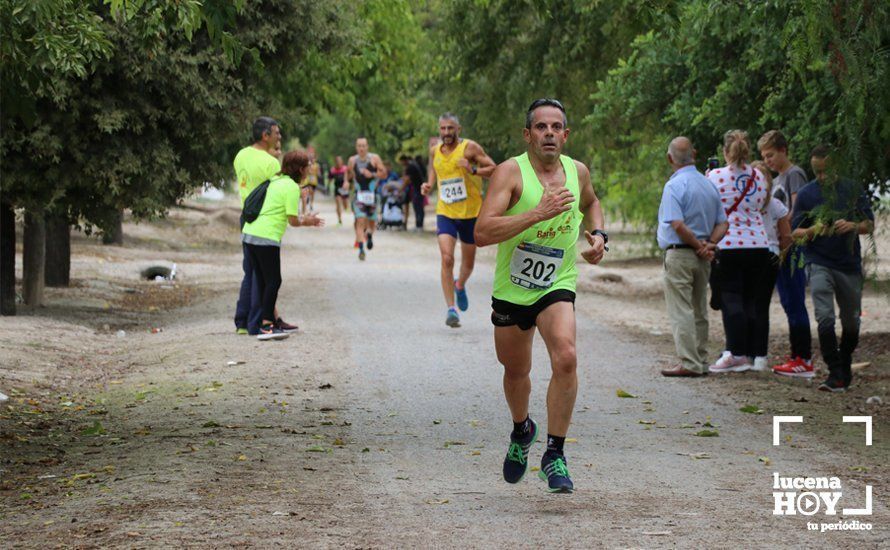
xmin=503 ymin=418 xmax=538 ymax=484
xmin=539 ymin=451 xmax=574 ymax=493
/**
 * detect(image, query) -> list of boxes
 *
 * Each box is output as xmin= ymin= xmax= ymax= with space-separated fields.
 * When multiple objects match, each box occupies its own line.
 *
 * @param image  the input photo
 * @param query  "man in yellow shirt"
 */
xmin=233 ymin=116 xmax=298 ymax=335
xmin=421 ymin=113 xmax=496 ymax=327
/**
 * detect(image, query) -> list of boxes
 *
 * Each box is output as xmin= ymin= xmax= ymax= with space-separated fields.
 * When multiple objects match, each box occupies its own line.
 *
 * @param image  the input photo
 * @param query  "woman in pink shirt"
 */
xmin=708 ymin=130 xmax=773 ymax=374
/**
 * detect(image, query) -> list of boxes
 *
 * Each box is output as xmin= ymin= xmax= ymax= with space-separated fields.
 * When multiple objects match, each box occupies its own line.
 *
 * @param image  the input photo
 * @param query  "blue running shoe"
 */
xmin=539 ymin=452 xmax=574 ymax=493
xmin=446 ymin=307 xmax=460 ymax=328
xmin=454 ymin=279 xmax=469 ymax=312
xmin=503 ymin=418 xmax=538 ymax=484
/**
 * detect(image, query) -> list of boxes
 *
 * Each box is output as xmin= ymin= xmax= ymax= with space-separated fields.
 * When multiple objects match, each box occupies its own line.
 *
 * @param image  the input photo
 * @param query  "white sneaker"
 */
xmin=751 ymin=356 xmax=768 ymax=372
xmin=709 ymin=351 xmax=752 ymax=373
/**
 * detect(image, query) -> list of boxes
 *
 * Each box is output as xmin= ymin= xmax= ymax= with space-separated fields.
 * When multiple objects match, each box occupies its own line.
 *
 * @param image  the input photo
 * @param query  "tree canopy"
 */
xmin=2 ymin=0 xmax=887 ymax=231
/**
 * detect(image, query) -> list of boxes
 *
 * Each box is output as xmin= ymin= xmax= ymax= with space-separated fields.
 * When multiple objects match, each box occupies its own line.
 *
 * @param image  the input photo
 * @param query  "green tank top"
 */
xmin=493 ymin=153 xmax=582 ymax=305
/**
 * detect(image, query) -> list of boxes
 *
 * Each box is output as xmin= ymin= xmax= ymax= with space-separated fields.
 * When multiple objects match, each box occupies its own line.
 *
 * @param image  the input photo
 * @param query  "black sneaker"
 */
xmin=274 ymin=318 xmax=299 ymax=333
xmin=539 ymin=451 xmax=574 ymax=493
xmin=503 ymin=418 xmax=538 ymax=484
xmin=366 ymin=231 xmax=374 ymax=250
xmin=818 ymin=377 xmax=847 ymax=393
xmin=257 ymin=323 xmax=289 ymax=341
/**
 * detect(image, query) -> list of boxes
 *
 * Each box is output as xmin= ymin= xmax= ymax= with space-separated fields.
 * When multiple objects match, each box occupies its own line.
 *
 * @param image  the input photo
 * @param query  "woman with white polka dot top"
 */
xmin=707 ymin=130 xmax=774 ymax=374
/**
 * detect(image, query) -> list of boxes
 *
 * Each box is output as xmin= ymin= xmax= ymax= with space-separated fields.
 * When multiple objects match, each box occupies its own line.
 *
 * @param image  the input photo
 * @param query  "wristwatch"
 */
xmin=471 ymin=165 xmax=478 ymax=175
xmin=592 ymin=229 xmax=609 ymax=244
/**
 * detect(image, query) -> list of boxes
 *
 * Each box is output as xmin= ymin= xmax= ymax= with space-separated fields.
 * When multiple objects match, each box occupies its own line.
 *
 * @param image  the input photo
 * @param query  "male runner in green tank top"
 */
xmin=475 ymin=99 xmax=607 ymax=493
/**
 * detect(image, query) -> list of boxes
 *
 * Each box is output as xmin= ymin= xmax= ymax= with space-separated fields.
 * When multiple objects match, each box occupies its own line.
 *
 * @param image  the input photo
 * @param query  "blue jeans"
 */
xmin=234 ymin=242 xmax=263 ymax=334
xmin=775 ymin=248 xmax=812 ymax=360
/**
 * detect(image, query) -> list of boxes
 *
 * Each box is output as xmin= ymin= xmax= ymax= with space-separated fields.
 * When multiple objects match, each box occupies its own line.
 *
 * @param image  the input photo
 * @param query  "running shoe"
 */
xmin=503 ymin=418 xmax=538 ymax=484
xmin=446 ymin=307 xmax=460 ymax=328
xmin=751 ymin=356 xmax=768 ymax=372
xmin=818 ymin=377 xmax=847 ymax=393
xmin=366 ymin=232 xmax=374 ymax=250
xmin=257 ymin=323 xmax=289 ymax=341
xmin=236 ymin=328 xmax=248 ymax=335
xmin=539 ymin=452 xmax=574 ymax=493
xmin=772 ymin=357 xmax=815 ymax=379
xmin=708 ymin=351 xmax=752 ymax=374
xmin=274 ymin=318 xmax=299 ymax=333
xmin=358 ymin=242 xmax=366 ymax=261
xmin=454 ymin=279 xmax=469 ymax=312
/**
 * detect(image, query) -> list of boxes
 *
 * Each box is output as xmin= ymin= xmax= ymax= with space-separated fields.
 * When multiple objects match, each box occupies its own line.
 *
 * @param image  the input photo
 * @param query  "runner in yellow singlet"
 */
xmin=420 ymin=113 xmax=496 ymax=328
xmin=475 ymin=99 xmax=607 ymax=493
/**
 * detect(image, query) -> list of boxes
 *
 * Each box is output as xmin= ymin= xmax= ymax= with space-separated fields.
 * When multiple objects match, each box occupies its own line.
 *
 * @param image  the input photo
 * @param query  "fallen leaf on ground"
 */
xmin=739 ymin=405 xmax=764 ymax=414
xmin=758 ymin=456 xmax=771 ymax=466
xmin=426 ymin=499 xmax=449 ymax=505
xmin=638 ymin=420 xmax=656 ymax=425
xmin=81 ymin=421 xmax=106 ymax=436
xmin=616 ymin=389 xmax=636 ymax=398
xmin=694 ymin=430 xmax=719 ymax=437
xmin=306 ymin=446 xmax=330 ymax=453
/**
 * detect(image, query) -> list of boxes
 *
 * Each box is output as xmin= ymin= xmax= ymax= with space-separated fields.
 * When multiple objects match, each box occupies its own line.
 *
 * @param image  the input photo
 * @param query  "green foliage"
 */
xmin=0 ymin=0 xmax=112 ymax=124
xmin=3 ymin=0 xmax=887 ymax=239
xmin=1 ymin=0 xmax=364 ymax=231
xmin=427 ymin=0 xmax=670 ymax=162
xmin=424 ymin=0 xmax=887 ymax=230
xmin=588 ymin=0 xmax=889 ymax=226
xmin=303 ymin=1 xmax=440 ymax=163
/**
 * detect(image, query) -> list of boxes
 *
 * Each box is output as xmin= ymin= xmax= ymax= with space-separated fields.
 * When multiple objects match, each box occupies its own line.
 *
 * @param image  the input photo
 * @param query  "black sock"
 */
xmin=546 ymin=434 xmax=565 ymax=455
xmin=511 ymin=416 xmax=530 ymax=438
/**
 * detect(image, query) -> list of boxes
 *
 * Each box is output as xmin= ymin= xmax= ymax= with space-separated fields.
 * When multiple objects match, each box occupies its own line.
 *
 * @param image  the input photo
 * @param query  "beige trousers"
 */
xmin=663 ymin=248 xmax=711 ymax=373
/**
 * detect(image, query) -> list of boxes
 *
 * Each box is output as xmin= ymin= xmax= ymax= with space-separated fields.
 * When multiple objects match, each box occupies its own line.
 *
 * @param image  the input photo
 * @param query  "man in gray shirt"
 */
xmin=758 ymin=130 xmax=814 ymax=377
xmin=658 ymin=137 xmax=728 ymax=377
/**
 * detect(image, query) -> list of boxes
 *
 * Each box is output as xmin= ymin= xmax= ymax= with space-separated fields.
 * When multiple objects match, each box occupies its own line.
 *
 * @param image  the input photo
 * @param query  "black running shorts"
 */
xmin=490 ymin=290 xmax=576 ymax=331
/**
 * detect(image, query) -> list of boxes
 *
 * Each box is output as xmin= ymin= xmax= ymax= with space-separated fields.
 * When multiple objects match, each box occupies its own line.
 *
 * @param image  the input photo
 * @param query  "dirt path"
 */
xmin=1 ymin=200 xmax=887 ymax=548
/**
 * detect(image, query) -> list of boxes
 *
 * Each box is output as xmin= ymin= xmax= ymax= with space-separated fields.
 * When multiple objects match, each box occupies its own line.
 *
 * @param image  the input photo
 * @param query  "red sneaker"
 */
xmin=772 ymin=357 xmax=814 ymax=379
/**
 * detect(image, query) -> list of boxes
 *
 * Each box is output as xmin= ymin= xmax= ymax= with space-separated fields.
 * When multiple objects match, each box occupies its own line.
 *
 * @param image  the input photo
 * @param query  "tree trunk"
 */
xmin=44 ymin=215 xmax=71 ymax=287
xmin=102 ymin=209 xmax=123 ymax=245
xmin=0 ymin=200 xmax=15 ymax=316
xmin=23 ymin=209 xmax=46 ymax=307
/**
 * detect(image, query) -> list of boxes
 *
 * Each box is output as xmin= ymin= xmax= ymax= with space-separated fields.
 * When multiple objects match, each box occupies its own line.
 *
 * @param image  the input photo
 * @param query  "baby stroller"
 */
xmin=379 ymin=179 xmax=406 ymax=230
